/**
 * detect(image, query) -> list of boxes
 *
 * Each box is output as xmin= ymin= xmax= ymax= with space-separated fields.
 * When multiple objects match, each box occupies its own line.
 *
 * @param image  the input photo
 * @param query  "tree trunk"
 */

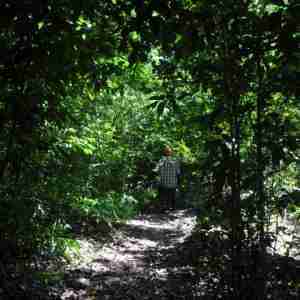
xmin=0 ymin=120 xmax=16 ymax=182
xmin=256 ymin=59 xmax=266 ymax=245
xmin=251 ymin=57 xmax=267 ymax=300
xmin=230 ymin=94 xmax=243 ymax=300
xmin=224 ymin=56 xmax=243 ymax=298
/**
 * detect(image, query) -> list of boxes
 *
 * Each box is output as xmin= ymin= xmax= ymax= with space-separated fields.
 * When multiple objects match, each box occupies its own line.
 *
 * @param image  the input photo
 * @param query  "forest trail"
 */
xmin=53 ymin=209 xmax=198 ymax=300
xmin=36 ymin=208 xmax=300 ymax=300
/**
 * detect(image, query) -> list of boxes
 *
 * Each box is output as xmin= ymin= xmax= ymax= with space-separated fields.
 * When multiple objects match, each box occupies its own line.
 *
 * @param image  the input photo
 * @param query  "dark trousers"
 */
xmin=159 ymin=186 xmax=176 ymax=210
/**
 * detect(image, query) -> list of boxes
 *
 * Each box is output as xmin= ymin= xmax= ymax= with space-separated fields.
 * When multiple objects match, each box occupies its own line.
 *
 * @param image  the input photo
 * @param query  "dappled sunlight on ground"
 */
xmin=71 ymin=209 xmax=197 ymax=270
xmin=57 ymin=209 xmax=198 ymax=299
xmin=31 ymin=208 xmax=300 ymax=299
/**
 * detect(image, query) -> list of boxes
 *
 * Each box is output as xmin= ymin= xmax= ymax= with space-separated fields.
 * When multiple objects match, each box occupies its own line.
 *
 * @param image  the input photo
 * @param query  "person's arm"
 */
xmin=154 ymin=157 xmax=164 ymax=185
xmin=155 ymin=158 xmax=164 ymax=173
xmin=176 ymin=160 xmax=181 ymax=187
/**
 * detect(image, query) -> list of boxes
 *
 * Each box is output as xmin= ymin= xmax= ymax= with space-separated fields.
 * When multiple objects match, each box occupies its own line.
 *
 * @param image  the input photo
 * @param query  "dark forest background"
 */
xmin=0 ymin=0 xmax=299 ymax=299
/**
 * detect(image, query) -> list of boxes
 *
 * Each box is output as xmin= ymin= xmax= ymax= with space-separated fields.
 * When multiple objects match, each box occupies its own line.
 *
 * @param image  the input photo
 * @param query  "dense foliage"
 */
xmin=0 ymin=0 xmax=299 ymax=299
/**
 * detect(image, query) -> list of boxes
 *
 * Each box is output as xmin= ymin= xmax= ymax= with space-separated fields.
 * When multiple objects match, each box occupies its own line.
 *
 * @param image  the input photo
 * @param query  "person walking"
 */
xmin=157 ymin=146 xmax=181 ymax=211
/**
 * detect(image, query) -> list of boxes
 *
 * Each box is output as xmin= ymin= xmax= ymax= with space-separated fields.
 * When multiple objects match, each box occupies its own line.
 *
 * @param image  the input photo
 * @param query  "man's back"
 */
xmin=158 ymin=157 xmax=180 ymax=188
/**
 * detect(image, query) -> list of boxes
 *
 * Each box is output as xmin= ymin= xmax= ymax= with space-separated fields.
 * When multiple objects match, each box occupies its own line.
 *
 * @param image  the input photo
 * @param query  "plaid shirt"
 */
xmin=158 ymin=156 xmax=180 ymax=188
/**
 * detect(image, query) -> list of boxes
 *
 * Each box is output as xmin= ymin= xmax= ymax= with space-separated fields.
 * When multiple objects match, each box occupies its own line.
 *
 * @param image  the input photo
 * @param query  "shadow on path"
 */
xmin=35 ymin=208 xmax=299 ymax=300
xmin=51 ymin=209 xmax=198 ymax=300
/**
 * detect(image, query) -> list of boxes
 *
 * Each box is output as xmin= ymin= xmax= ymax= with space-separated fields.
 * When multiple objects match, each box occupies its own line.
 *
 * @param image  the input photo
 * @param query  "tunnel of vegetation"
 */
xmin=0 ymin=0 xmax=299 ymax=299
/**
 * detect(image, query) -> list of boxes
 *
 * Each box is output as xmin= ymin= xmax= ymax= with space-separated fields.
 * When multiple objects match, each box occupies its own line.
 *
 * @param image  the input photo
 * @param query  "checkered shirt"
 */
xmin=158 ymin=157 xmax=180 ymax=188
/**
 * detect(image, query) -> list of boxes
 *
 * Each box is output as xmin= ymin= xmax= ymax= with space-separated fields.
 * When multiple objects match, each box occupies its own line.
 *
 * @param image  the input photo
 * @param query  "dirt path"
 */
xmin=37 ymin=209 xmax=299 ymax=300
xmin=51 ymin=209 xmax=197 ymax=300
